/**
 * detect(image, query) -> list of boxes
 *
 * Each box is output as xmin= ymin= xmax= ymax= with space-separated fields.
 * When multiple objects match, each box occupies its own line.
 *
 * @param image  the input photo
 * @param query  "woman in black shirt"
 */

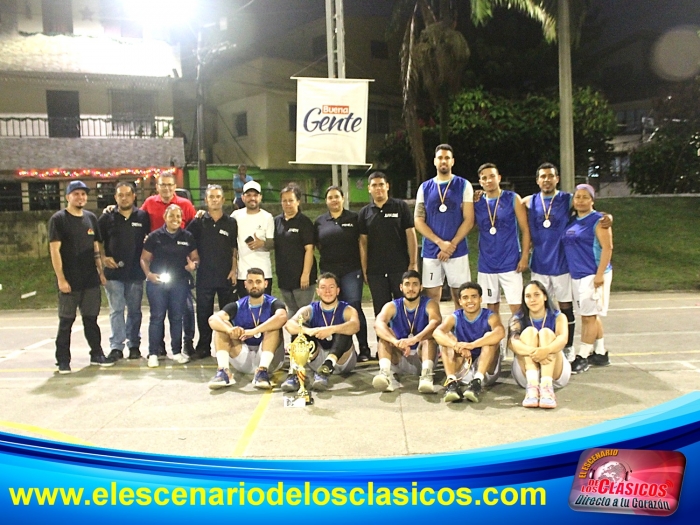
xmin=313 ymin=186 xmax=371 ymax=361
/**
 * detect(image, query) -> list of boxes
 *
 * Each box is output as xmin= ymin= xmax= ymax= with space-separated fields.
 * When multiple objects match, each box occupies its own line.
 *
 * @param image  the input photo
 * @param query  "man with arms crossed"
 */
xmin=207 ymin=268 xmax=288 ymax=389
xmin=372 ymin=270 xmax=442 ymax=393
xmin=433 ymin=282 xmax=505 ymax=403
xmin=414 ymin=144 xmax=474 ymax=310
xmin=474 ymin=163 xmax=530 ymax=315
xmin=282 ymin=273 xmax=360 ymax=392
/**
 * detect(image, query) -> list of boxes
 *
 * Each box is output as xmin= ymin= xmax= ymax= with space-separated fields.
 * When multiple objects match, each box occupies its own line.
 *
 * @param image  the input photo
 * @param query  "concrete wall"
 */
xmin=0 ymin=210 xmax=51 ymax=259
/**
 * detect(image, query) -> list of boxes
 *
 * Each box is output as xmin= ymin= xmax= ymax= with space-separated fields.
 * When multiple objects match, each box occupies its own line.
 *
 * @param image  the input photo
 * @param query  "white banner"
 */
xmin=294 ymin=78 xmax=370 ymax=165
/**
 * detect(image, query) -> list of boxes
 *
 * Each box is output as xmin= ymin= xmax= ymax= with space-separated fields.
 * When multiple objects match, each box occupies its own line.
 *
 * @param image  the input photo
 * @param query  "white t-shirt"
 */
xmin=231 ymin=208 xmax=275 ymax=279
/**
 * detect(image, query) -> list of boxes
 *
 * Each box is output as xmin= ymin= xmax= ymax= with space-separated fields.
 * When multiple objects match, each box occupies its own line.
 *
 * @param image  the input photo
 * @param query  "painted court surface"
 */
xmin=0 ymin=292 xmax=698 ymax=459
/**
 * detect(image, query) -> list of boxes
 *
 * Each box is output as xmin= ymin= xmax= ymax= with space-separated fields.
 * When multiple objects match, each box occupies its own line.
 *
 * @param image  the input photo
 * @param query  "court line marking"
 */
xmin=608 ymin=306 xmax=700 ymax=312
xmin=0 ymin=420 xmax=94 ymax=446
xmin=608 ymin=331 xmax=700 ymax=337
xmin=23 ymin=339 xmax=53 ymax=350
xmin=231 ymin=390 xmax=274 ymax=457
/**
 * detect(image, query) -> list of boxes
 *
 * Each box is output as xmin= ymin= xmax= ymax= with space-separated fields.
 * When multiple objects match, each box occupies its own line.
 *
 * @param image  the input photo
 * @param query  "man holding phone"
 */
xmin=231 ymin=181 xmax=274 ymax=297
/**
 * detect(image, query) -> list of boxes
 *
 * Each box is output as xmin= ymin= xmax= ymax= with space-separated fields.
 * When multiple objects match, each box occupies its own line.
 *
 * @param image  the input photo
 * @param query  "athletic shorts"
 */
xmin=308 ymin=342 xmax=357 ymax=374
xmin=455 ymin=349 xmax=502 ymax=387
xmin=572 ymin=271 xmax=613 ymax=317
xmin=422 ymin=255 xmax=471 ymax=289
xmin=511 ymin=353 xmax=571 ymax=389
xmin=530 ymin=272 xmax=573 ymax=304
xmin=229 ymin=342 xmax=285 ymax=374
xmin=478 ymin=271 xmax=523 ymax=305
xmin=390 ymin=353 xmax=422 ymax=376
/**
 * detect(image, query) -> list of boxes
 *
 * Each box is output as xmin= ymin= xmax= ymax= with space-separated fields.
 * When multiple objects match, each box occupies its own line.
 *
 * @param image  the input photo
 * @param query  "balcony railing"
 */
xmin=0 ymin=116 xmax=177 ymax=138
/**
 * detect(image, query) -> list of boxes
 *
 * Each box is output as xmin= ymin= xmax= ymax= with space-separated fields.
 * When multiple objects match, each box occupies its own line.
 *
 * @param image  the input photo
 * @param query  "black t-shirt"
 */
xmin=48 ymin=209 xmax=102 ymax=291
xmin=187 ymin=212 xmax=238 ymax=288
xmin=274 ymin=211 xmax=317 ymax=290
xmin=358 ymin=198 xmax=414 ymax=275
xmin=313 ymin=209 xmax=360 ymax=277
xmin=143 ymin=226 xmax=196 ymax=285
xmin=97 ymin=207 xmax=150 ymax=282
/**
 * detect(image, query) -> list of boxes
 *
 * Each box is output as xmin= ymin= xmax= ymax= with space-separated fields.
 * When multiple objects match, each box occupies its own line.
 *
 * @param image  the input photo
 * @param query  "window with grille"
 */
xmin=110 ymin=90 xmax=157 ymax=137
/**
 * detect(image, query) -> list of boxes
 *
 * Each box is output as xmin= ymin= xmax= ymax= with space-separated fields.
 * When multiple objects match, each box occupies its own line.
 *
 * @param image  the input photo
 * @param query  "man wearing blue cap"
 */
xmin=48 ymin=180 xmax=115 ymax=374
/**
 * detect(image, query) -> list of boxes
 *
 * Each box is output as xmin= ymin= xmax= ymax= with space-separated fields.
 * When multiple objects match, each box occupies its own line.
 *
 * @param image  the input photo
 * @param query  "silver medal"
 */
xmin=439 ymin=204 xmax=447 ymax=213
xmin=543 ymin=219 xmax=551 ymax=228
xmin=489 ymin=227 xmax=497 ymax=235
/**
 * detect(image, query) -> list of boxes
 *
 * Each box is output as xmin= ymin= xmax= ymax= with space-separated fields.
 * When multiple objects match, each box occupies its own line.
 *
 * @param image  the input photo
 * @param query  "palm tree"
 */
xmin=396 ymin=0 xmax=586 ymax=188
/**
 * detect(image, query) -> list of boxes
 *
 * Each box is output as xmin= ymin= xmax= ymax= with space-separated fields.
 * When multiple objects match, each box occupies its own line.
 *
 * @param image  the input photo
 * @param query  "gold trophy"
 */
xmin=287 ymin=315 xmax=315 ymax=405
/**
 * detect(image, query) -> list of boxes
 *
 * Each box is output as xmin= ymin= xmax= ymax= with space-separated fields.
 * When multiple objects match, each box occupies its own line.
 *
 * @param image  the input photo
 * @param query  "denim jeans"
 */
xmin=104 ymin=279 xmax=143 ymax=351
xmin=338 ymin=269 xmax=368 ymax=348
xmin=146 ymin=281 xmax=189 ymax=356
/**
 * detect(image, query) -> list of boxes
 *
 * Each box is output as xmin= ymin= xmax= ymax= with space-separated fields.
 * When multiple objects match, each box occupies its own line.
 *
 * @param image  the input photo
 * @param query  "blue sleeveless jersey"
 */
xmin=420 ymin=175 xmax=470 ymax=259
xmin=389 ymin=296 xmax=431 ymax=350
xmin=513 ymin=308 xmax=560 ymax=332
xmin=309 ymin=300 xmax=349 ymax=328
xmin=562 ymin=211 xmax=612 ymax=279
xmin=452 ymin=308 xmax=494 ymax=358
xmin=233 ymin=294 xmax=277 ymax=346
xmin=474 ymin=190 xmax=520 ymax=273
xmin=529 ymin=191 xmax=572 ymax=275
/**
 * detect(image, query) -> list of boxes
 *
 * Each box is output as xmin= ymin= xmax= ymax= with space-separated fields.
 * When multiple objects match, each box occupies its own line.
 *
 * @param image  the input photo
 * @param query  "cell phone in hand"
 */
xmin=245 ymin=236 xmax=254 ymax=243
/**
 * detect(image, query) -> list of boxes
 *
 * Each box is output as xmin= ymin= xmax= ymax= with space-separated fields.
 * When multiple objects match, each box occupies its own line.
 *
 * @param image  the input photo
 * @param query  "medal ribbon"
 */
xmin=436 ymin=177 xmax=453 ymax=210
xmin=486 ymin=191 xmax=502 ymax=231
xmin=539 ymin=191 xmax=557 ymax=224
xmin=403 ymin=301 xmax=417 ymax=336
xmin=322 ymin=304 xmax=338 ymax=327
xmin=251 ymin=304 xmax=262 ymax=328
xmin=529 ymin=311 xmax=547 ymax=331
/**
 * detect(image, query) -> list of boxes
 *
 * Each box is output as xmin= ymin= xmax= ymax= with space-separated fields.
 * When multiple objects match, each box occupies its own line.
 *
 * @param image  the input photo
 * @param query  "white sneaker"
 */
xmin=147 ymin=355 xmax=159 ymax=368
xmin=372 ymin=370 xmax=400 ymax=392
xmin=418 ymin=369 xmax=435 ymax=394
xmin=172 ymin=352 xmax=190 ymax=364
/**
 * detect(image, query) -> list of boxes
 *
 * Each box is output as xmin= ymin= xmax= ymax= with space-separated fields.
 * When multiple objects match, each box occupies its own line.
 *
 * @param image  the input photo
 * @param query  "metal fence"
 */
xmin=0 ymin=117 xmax=176 ymax=138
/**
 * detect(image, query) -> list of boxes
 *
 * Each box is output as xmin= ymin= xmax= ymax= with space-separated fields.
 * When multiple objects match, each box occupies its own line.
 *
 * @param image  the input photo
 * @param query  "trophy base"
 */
xmin=284 ymin=392 xmax=314 ymax=407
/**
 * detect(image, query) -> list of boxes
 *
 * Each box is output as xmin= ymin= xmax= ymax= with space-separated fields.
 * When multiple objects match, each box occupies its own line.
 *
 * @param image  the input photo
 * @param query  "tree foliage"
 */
xmin=627 ymin=76 xmax=700 ymax=194
xmin=377 ymin=85 xmax=617 ymax=195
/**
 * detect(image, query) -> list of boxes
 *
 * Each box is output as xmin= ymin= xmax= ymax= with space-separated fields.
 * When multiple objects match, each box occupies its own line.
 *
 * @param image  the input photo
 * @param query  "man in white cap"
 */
xmin=231 ymin=180 xmax=275 ymax=297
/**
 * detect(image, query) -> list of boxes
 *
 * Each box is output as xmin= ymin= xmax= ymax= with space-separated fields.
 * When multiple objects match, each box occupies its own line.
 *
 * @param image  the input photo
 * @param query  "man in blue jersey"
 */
xmin=433 ymin=282 xmax=505 ymax=403
xmin=524 ymin=163 xmax=612 ymax=362
xmin=372 ymin=270 xmax=442 ymax=394
xmin=282 ymin=272 xmax=361 ymax=391
xmin=414 ymin=144 xmax=474 ymax=310
xmin=474 ymin=163 xmax=530 ymax=315
xmin=207 ymin=268 xmax=288 ymax=390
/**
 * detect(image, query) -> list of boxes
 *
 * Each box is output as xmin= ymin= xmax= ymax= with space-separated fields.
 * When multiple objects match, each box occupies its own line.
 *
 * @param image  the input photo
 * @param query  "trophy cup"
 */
xmin=287 ymin=315 xmax=315 ymax=405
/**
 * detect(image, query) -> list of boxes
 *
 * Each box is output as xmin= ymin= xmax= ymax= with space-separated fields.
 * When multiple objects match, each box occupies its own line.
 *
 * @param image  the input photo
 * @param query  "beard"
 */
xmin=403 ymin=292 xmax=420 ymax=302
xmin=248 ymin=289 xmax=264 ymax=298
xmin=320 ymin=296 xmax=337 ymax=306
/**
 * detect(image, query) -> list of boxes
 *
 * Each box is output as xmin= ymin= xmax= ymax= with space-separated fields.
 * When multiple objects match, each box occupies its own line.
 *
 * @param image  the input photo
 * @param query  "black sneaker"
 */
xmin=57 ymin=362 xmax=71 ymax=374
xmin=443 ymin=379 xmax=464 ymax=403
xmin=128 ymin=347 xmax=142 ymax=360
xmin=183 ymin=340 xmax=195 ymax=358
xmin=571 ymin=355 xmax=590 ymax=374
xmin=90 ymin=354 xmax=116 ymax=367
xmin=358 ymin=346 xmax=371 ymax=362
xmin=589 ymin=352 xmax=610 ymax=367
xmin=464 ymin=378 xmax=482 ymax=403
xmin=318 ymin=359 xmax=335 ymax=376
xmin=107 ymin=349 xmax=123 ymax=361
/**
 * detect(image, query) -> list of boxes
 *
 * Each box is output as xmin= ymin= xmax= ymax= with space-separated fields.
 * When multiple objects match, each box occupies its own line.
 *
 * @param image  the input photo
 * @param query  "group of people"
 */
xmin=48 ymin=142 xmax=613 ymax=410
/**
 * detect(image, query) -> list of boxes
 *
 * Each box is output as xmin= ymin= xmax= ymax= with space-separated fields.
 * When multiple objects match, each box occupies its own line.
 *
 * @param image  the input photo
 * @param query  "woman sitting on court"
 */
xmin=508 ymin=280 xmax=571 ymax=409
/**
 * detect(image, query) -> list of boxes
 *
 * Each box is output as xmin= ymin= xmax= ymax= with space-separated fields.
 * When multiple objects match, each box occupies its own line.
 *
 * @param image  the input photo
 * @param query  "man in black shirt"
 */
xmin=187 ymin=184 xmax=238 ymax=360
xmin=48 ymin=180 xmax=115 ymax=374
xmin=359 ymin=172 xmax=418 ymax=317
xmin=98 ymin=181 xmax=150 ymax=361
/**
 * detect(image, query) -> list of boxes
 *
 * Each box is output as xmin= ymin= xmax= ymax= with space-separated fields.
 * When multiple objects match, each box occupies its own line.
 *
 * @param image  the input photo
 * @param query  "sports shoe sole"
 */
xmin=57 ymin=369 xmax=71 ymax=375
xmin=463 ymin=390 xmax=480 ymax=403
xmin=372 ymin=374 xmax=391 ymax=391
xmin=208 ymin=380 xmax=233 ymax=390
xmin=312 ymin=378 xmax=329 ymax=391
xmin=539 ymin=400 xmax=557 ymax=409
xmin=571 ymin=364 xmax=590 ymax=374
xmin=253 ymin=381 xmax=272 ymax=389
xmin=318 ymin=364 xmax=334 ymax=376
xmin=444 ymin=391 xmax=463 ymax=403
xmin=418 ymin=380 xmax=435 ymax=394
xmin=90 ymin=361 xmax=115 ymax=367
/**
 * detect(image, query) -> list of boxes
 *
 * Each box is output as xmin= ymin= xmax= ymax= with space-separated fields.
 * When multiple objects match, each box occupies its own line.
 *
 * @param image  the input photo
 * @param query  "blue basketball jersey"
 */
xmin=389 ymin=296 xmax=431 ymax=350
xmin=452 ymin=308 xmax=494 ymax=358
xmin=232 ymin=295 xmax=277 ymax=346
xmin=512 ymin=308 xmax=561 ymax=332
xmin=529 ymin=191 xmax=572 ymax=275
xmin=562 ymin=211 xmax=612 ymax=279
xmin=309 ymin=300 xmax=349 ymax=328
xmin=420 ymin=175 xmax=470 ymax=259
xmin=474 ymin=190 xmax=520 ymax=273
